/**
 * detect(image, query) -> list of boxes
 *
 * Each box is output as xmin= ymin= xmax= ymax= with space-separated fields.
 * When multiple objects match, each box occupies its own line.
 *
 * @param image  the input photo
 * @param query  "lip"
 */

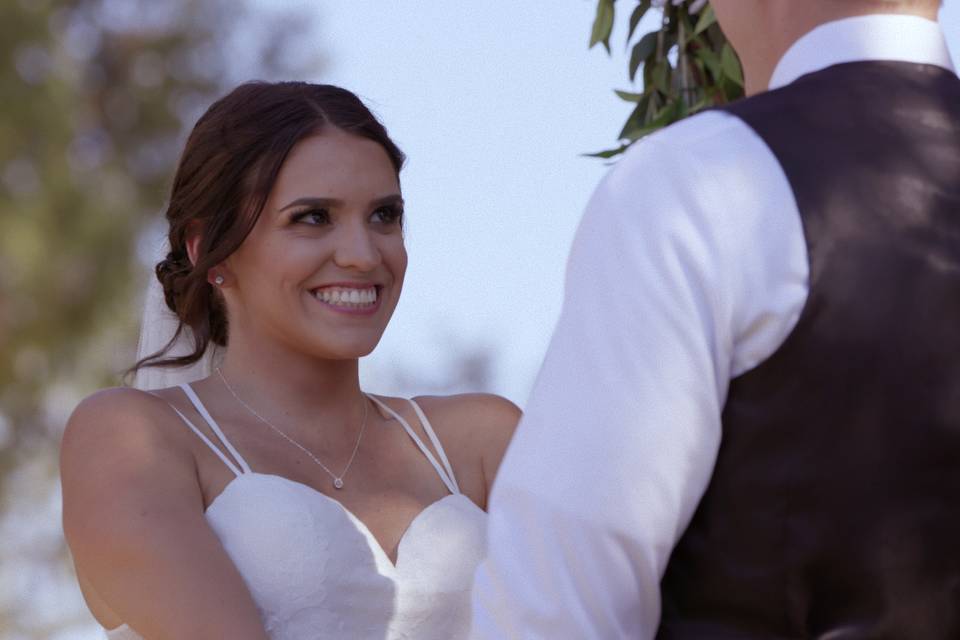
xmin=308 ymin=282 xmax=384 ymax=317
xmin=309 ymin=281 xmax=383 ymax=292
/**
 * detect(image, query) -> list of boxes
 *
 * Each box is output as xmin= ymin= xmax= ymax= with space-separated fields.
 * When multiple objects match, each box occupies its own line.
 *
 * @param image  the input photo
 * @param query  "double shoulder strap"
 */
xmin=164 ymin=384 xmax=460 ymax=495
xmin=365 ymin=394 xmax=461 ymax=495
xmin=165 ymin=384 xmax=252 ymax=477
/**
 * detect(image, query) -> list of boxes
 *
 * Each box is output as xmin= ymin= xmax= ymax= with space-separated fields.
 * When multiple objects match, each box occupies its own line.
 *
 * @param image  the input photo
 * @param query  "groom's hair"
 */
xmin=130 ymin=82 xmax=406 ymax=377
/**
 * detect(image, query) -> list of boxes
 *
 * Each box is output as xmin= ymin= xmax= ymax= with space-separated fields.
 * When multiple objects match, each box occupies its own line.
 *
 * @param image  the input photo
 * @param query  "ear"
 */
xmin=185 ymin=221 xmax=203 ymax=267
xmin=185 ymin=237 xmax=201 ymax=268
xmin=185 ymin=222 xmax=229 ymax=286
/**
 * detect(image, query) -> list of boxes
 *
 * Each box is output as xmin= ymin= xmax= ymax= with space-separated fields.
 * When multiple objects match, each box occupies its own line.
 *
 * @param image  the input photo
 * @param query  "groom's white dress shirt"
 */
xmin=471 ymin=15 xmax=955 ymax=640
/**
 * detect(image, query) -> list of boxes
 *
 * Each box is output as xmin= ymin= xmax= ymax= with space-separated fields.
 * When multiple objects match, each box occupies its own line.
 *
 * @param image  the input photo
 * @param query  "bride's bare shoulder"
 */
xmin=413 ymin=393 xmax=521 ymax=438
xmin=60 ymin=385 xmax=204 ymax=555
xmin=60 ymin=387 xmax=265 ymax=638
xmin=59 ymin=386 xmax=195 ymax=496
xmin=62 ymin=386 xmax=181 ymax=448
xmin=413 ymin=393 xmax=521 ymax=502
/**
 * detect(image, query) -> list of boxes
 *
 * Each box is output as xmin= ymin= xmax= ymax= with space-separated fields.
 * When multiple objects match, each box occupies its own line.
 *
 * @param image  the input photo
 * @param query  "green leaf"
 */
xmin=644 ymin=90 xmax=661 ymax=121
xmin=648 ymin=100 xmax=682 ymax=129
xmin=687 ymin=96 xmax=712 ymax=113
xmin=629 ymin=31 xmax=659 ymax=81
xmin=583 ymin=144 xmax=632 ymax=159
xmin=622 ymin=117 xmax=670 ymax=141
xmin=652 ymin=59 xmax=670 ymax=93
xmin=720 ymin=43 xmax=743 ymax=87
xmin=677 ymin=10 xmax=696 ymax=45
xmin=589 ymin=0 xmax=616 ymax=53
xmin=626 ymin=0 xmax=652 ymax=47
xmin=614 ymin=89 xmax=646 ymax=102
xmin=619 ymin=97 xmax=680 ymax=141
xmin=693 ymin=5 xmax=716 ymax=37
xmin=693 ymin=44 xmax=722 ymax=79
xmin=618 ymin=94 xmax=651 ymax=138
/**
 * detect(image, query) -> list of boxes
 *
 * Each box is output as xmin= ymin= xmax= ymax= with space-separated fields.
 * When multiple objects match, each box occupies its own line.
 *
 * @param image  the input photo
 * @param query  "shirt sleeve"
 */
xmin=470 ymin=112 xmax=808 ymax=639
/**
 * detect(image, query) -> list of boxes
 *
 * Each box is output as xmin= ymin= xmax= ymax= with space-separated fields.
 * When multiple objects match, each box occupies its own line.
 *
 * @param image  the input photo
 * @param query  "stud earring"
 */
xmin=214 ymin=275 xmax=224 ymax=286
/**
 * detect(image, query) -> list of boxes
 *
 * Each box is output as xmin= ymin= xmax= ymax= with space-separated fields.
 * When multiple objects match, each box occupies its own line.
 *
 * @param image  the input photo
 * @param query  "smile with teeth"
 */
xmin=311 ymin=286 xmax=379 ymax=308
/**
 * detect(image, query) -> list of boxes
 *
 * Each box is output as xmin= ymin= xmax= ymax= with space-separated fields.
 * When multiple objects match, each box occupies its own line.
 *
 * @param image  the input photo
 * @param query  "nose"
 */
xmin=332 ymin=219 xmax=381 ymax=272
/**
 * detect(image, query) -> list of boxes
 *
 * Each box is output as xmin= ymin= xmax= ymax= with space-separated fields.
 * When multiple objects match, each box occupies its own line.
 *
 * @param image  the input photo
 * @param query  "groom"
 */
xmin=472 ymin=1 xmax=959 ymax=638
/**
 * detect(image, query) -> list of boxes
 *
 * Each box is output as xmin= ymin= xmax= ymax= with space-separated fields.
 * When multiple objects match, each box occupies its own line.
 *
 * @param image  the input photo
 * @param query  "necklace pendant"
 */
xmin=333 ymin=478 xmax=344 ymax=490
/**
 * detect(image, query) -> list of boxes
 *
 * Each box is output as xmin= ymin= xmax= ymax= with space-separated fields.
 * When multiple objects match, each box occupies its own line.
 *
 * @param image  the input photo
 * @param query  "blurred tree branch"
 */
xmin=0 ymin=0 xmax=324 ymax=635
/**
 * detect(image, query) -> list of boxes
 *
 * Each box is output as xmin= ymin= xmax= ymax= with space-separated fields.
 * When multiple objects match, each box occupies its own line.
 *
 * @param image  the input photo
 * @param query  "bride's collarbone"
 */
xmin=193 ymin=433 xmax=453 ymax=517
xmin=154 ymin=388 xmax=476 ymax=522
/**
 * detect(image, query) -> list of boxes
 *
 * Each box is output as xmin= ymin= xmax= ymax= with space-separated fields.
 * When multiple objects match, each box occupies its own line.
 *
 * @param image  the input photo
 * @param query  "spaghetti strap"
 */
xmin=179 ymin=383 xmax=253 ymax=474
xmin=157 ymin=400 xmax=244 ymax=477
xmin=406 ymin=398 xmax=460 ymax=493
xmin=366 ymin=394 xmax=460 ymax=495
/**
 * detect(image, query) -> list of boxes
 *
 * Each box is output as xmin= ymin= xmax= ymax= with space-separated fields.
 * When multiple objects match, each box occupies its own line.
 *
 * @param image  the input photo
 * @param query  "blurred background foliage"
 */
xmin=0 ymin=0 xmax=321 ymax=636
xmin=588 ymin=0 xmax=743 ymax=158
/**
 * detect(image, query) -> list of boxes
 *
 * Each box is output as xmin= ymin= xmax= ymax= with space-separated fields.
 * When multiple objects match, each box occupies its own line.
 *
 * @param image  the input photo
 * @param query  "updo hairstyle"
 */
xmin=132 ymin=82 xmax=405 ymax=376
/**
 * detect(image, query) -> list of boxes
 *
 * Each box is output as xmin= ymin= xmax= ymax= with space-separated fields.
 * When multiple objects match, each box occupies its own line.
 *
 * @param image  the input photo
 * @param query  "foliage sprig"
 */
xmin=588 ymin=0 xmax=744 ymax=158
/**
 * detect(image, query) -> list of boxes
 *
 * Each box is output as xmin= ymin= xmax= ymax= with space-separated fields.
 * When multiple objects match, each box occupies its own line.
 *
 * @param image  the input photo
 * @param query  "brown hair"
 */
xmin=130 ymin=82 xmax=405 ymax=376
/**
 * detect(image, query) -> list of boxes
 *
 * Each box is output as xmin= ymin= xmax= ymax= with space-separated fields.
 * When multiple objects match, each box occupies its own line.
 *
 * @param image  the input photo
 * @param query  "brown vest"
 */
xmin=658 ymin=61 xmax=960 ymax=640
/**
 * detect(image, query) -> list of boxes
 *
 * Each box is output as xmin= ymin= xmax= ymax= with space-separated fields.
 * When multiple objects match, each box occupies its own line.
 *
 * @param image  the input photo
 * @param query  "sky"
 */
xmin=270 ymin=0 xmax=960 ymax=405
xmin=312 ymin=1 xmax=640 ymax=402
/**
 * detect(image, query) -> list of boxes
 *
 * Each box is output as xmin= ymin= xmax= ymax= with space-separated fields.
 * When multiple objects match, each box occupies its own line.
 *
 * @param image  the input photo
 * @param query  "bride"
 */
xmin=59 ymin=81 xmax=519 ymax=639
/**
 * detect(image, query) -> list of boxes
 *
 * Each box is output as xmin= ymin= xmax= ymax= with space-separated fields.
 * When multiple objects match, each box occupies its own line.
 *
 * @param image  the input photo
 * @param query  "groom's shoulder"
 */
xmin=581 ymin=107 xmax=795 ymax=259
xmin=649 ymin=108 xmax=749 ymax=148
xmin=614 ymin=108 xmax=757 ymax=182
xmin=597 ymin=108 xmax=778 ymax=220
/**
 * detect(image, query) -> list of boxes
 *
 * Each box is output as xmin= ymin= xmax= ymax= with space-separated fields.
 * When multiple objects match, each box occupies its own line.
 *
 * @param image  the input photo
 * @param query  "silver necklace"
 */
xmin=215 ymin=367 xmax=368 ymax=490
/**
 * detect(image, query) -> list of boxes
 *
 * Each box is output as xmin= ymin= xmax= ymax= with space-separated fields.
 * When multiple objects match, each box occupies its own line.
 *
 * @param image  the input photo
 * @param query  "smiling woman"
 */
xmin=137 ymin=83 xmax=407 ymax=373
xmin=59 ymin=82 xmax=520 ymax=640
xmin=207 ymin=126 xmax=408 ymax=363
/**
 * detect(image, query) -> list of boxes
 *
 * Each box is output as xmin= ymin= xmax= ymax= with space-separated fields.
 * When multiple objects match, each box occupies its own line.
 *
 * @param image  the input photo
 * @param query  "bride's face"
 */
xmin=222 ymin=127 xmax=406 ymax=360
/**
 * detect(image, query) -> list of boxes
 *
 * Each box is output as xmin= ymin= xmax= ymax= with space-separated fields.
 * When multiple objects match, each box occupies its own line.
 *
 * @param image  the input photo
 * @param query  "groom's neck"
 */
xmin=730 ymin=1 xmax=941 ymax=96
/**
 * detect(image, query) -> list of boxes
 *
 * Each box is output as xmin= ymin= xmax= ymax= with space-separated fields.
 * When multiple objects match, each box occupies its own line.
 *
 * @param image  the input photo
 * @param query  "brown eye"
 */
xmin=371 ymin=205 xmax=403 ymax=226
xmin=293 ymin=208 xmax=330 ymax=225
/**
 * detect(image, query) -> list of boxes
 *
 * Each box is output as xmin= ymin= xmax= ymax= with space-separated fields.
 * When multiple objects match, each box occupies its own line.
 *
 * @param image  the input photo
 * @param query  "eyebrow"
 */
xmin=279 ymin=194 xmax=404 ymax=211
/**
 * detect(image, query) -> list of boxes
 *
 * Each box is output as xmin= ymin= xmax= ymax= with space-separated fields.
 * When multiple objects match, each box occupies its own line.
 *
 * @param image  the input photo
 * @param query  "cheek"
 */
xmin=231 ymin=240 xmax=319 ymax=296
xmin=385 ymin=237 xmax=408 ymax=283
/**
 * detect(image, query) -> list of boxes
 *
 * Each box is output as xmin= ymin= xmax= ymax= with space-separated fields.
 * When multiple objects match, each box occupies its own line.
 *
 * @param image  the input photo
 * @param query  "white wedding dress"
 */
xmin=104 ymin=383 xmax=487 ymax=640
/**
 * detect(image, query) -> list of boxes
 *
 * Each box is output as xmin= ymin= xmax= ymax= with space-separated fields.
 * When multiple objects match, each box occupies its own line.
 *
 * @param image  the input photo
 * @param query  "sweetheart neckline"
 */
xmin=204 ymin=471 xmax=484 ymax=571
xmin=106 ymin=474 xmax=484 ymax=635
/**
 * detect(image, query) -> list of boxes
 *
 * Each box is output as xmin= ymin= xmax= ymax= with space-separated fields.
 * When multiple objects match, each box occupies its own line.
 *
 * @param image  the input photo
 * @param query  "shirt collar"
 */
xmin=769 ymin=14 xmax=956 ymax=90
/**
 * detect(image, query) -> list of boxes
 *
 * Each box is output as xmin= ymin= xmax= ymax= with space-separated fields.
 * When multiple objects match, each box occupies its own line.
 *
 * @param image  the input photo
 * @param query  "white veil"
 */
xmin=131 ymin=238 xmax=218 ymax=391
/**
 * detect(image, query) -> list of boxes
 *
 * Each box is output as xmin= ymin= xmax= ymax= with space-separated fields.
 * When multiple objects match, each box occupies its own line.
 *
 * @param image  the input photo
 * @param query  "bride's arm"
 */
xmin=60 ymin=388 xmax=269 ymax=640
xmin=472 ymin=397 xmax=521 ymax=508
